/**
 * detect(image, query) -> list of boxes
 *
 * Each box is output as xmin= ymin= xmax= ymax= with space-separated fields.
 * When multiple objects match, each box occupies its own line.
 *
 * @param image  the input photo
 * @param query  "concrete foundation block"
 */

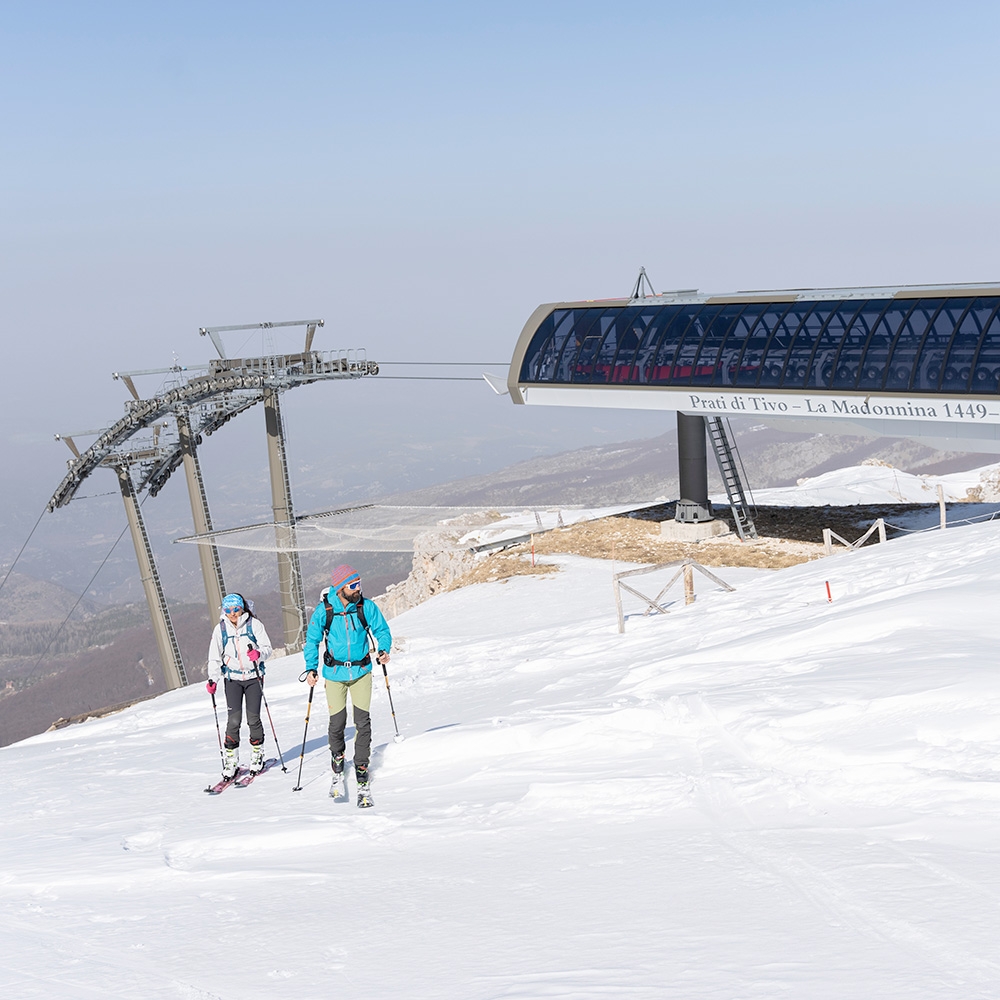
xmin=659 ymin=518 xmax=731 ymax=541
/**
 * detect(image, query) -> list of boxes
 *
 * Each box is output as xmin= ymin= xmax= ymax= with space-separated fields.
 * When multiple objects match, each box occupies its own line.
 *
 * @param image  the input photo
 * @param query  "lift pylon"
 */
xmin=114 ymin=461 xmax=187 ymax=690
xmin=176 ymin=407 xmax=226 ymax=617
xmin=263 ymin=387 xmax=307 ymax=652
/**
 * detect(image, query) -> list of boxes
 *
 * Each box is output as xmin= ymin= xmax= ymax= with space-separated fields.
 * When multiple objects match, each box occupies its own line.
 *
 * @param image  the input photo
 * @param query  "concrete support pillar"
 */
xmin=176 ymin=408 xmax=226 ymax=621
xmin=675 ymin=412 xmax=712 ymax=523
xmin=263 ymin=387 xmax=307 ymax=653
xmin=115 ymin=464 xmax=187 ymax=689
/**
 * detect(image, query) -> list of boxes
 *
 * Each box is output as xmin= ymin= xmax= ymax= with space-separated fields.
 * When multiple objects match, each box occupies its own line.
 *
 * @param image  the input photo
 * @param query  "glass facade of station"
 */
xmin=518 ymin=296 xmax=1000 ymax=395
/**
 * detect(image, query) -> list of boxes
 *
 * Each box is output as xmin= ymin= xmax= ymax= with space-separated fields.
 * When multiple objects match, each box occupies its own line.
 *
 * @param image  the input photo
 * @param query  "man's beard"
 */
xmin=346 ymin=589 xmax=362 ymax=603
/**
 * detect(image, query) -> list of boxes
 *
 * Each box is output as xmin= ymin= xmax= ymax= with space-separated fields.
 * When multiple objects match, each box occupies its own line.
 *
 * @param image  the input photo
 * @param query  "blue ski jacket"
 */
xmin=303 ymin=588 xmax=392 ymax=683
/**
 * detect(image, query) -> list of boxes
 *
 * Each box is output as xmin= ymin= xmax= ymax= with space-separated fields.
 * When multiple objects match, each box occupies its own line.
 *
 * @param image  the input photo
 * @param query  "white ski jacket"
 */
xmin=207 ymin=612 xmax=274 ymax=683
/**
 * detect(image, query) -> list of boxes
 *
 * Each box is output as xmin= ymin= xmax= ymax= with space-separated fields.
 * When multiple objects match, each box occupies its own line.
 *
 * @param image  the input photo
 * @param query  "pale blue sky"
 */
xmin=3 ymin=1 xmax=1000 ymax=561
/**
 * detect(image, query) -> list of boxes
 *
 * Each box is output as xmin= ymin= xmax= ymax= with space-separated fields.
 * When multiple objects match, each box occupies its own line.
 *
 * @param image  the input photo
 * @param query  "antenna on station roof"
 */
xmin=630 ymin=267 xmax=657 ymax=300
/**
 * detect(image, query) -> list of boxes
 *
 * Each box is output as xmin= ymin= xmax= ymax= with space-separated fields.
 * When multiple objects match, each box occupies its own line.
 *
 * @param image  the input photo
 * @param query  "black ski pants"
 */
xmin=224 ymin=677 xmax=264 ymax=748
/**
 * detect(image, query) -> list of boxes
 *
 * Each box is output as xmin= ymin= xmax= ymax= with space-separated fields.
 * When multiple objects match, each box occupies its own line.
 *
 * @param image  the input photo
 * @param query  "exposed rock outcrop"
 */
xmin=375 ymin=526 xmax=481 ymax=619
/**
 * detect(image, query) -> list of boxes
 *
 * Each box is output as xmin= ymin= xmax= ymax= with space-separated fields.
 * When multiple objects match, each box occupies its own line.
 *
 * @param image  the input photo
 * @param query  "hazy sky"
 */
xmin=3 ymin=1 xmax=1000 ymax=569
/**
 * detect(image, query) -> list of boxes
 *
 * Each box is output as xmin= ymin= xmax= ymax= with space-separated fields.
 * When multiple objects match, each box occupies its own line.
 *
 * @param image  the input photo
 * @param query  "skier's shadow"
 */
xmin=288 ymin=725 xmax=355 ymax=760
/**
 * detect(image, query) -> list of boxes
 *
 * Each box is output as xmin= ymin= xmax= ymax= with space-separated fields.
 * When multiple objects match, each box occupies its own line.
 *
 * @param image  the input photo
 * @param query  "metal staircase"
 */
xmin=706 ymin=417 xmax=758 ymax=541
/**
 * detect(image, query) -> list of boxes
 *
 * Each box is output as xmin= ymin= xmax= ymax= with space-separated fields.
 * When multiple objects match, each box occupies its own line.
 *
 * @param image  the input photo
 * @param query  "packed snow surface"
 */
xmin=741 ymin=461 xmax=1000 ymax=506
xmin=3 ymin=485 xmax=1000 ymax=997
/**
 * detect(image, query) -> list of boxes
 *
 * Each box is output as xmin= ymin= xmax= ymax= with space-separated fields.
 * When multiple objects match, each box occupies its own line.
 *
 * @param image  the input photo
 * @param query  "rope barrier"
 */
xmin=882 ymin=507 xmax=1000 ymax=534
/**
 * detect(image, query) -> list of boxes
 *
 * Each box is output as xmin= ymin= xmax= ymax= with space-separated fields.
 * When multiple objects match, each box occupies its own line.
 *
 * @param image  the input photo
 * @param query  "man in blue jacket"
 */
xmin=304 ymin=564 xmax=392 ymax=798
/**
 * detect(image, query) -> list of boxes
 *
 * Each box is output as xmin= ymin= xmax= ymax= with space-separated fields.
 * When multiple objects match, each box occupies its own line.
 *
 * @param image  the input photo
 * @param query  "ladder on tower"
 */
xmin=706 ymin=417 xmax=758 ymax=541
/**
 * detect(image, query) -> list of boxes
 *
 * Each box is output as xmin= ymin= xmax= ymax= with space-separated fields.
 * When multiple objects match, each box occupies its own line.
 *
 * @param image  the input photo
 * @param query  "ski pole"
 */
xmin=208 ymin=684 xmax=225 ymax=771
xmin=252 ymin=659 xmax=287 ymax=772
xmin=292 ymin=676 xmax=316 ymax=792
xmin=363 ymin=625 xmax=403 ymax=743
xmin=380 ymin=659 xmax=402 ymax=743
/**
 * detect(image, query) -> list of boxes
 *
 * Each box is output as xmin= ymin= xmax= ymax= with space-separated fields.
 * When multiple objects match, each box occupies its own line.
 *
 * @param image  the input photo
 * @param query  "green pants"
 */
xmin=325 ymin=671 xmax=372 ymax=765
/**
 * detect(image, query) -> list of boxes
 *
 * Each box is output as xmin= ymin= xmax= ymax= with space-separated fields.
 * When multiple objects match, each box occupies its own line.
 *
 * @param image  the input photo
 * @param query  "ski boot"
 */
xmin=249 ymin=743 xmax=266 ymax=774
xmin=329 ymin=752 xmax=346 ymax=799
xmin=222 ymin=745 xmax=239 ymax=779
xmin=355 ymin=761 xmax=373 ymax=809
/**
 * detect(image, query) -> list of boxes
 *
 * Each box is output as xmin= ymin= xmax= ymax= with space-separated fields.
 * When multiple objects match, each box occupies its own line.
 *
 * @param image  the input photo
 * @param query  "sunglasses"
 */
xmin=223 ymin=605 xmax=243 ymax=614
xmin=345 ymin=581 xmax=362 ymax=591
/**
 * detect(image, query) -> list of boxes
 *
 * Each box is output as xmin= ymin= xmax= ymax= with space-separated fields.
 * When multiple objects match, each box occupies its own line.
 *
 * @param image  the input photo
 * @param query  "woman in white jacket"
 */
xmin=206 ymin=593 xmax=274 ymax=777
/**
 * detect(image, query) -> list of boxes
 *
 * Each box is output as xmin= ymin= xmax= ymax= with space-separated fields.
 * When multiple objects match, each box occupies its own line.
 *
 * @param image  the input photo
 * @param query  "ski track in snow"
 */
xmin=3 ymin=487 xmax=1000 ymax=998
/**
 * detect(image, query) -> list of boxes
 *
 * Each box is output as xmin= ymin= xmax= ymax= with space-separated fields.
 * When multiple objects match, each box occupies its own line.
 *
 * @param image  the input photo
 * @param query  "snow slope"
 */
xmin=3 ymin=511 xmax=1000 ymax=997
xmin=742 ymin=460 xmax=1000 ymax=506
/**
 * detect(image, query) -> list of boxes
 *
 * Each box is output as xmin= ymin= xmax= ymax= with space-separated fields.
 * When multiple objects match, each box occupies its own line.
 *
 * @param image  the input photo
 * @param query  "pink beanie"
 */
xmin=331 ymin=564 xmax=361 ymax=590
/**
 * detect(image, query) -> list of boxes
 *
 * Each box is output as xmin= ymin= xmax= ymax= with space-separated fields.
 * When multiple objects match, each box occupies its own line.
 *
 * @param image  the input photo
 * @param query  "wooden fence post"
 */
xmin=613 ymin=576 xmax=625 ymax=634
xmin=611 ymin=559 xmax=734 ymax=632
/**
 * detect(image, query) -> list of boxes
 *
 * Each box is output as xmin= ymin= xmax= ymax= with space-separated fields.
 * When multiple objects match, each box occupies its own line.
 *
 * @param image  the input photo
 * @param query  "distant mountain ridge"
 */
xmin=0 ymin=572 xmax=101 ymax=624
xmin=382 ymin=424 xmax=982 ymax=509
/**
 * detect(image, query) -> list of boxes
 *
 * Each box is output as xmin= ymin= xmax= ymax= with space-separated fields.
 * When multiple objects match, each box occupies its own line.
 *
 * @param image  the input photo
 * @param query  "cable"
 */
xmin=0 ymin=504 xmax=48 ymax=601
xmin=373 ymin=376 xmax=498 ymax=382
xmin=379 ymin=361 xmax=510 ymax=368
xmin=22 ymin=518 xmax=132 ymax=681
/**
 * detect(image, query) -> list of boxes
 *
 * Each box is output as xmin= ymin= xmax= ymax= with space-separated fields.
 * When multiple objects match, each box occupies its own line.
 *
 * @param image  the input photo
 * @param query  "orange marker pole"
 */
xmin=825 ymin=581 xmax=832 ymax=603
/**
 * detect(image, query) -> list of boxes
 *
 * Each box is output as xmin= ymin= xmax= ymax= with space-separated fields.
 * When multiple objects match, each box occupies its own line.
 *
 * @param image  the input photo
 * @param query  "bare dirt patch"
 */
xmin=446 ymin=553 xmax=558 ymax=590
xmin=506 ymin=515 xmax=825 ymax=571
xmin=449 ymin=502 xmax=942 ymax=589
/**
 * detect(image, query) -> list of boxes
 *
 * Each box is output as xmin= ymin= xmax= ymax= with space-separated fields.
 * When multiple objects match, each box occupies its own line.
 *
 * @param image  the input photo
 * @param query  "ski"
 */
xmin=357 ymin=783 xmax=374 ymax=809
xmin=329 ymin=772 xmax=347 ymax=800
xmin=234 ymin=758 xmax=280 ymax=788
xmin=205 ymin=768 xmax=248 ymax=794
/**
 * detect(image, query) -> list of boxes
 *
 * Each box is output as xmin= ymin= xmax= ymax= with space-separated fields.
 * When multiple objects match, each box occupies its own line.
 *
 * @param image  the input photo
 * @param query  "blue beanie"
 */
xmin=222 ymin=594 xmax=245 ymax=613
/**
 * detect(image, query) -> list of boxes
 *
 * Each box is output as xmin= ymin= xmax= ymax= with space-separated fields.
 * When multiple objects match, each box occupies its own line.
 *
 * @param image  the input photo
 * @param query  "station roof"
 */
xmin=562 ymin=281 xmax=1000 ymax=306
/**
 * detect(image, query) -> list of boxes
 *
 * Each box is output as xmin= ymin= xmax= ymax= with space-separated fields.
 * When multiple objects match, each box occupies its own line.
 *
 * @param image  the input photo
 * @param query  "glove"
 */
xmin=206 ymin=680 xmax=217 ymax=695
xmin=247 ymin=648 xmax=260 ymax=662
